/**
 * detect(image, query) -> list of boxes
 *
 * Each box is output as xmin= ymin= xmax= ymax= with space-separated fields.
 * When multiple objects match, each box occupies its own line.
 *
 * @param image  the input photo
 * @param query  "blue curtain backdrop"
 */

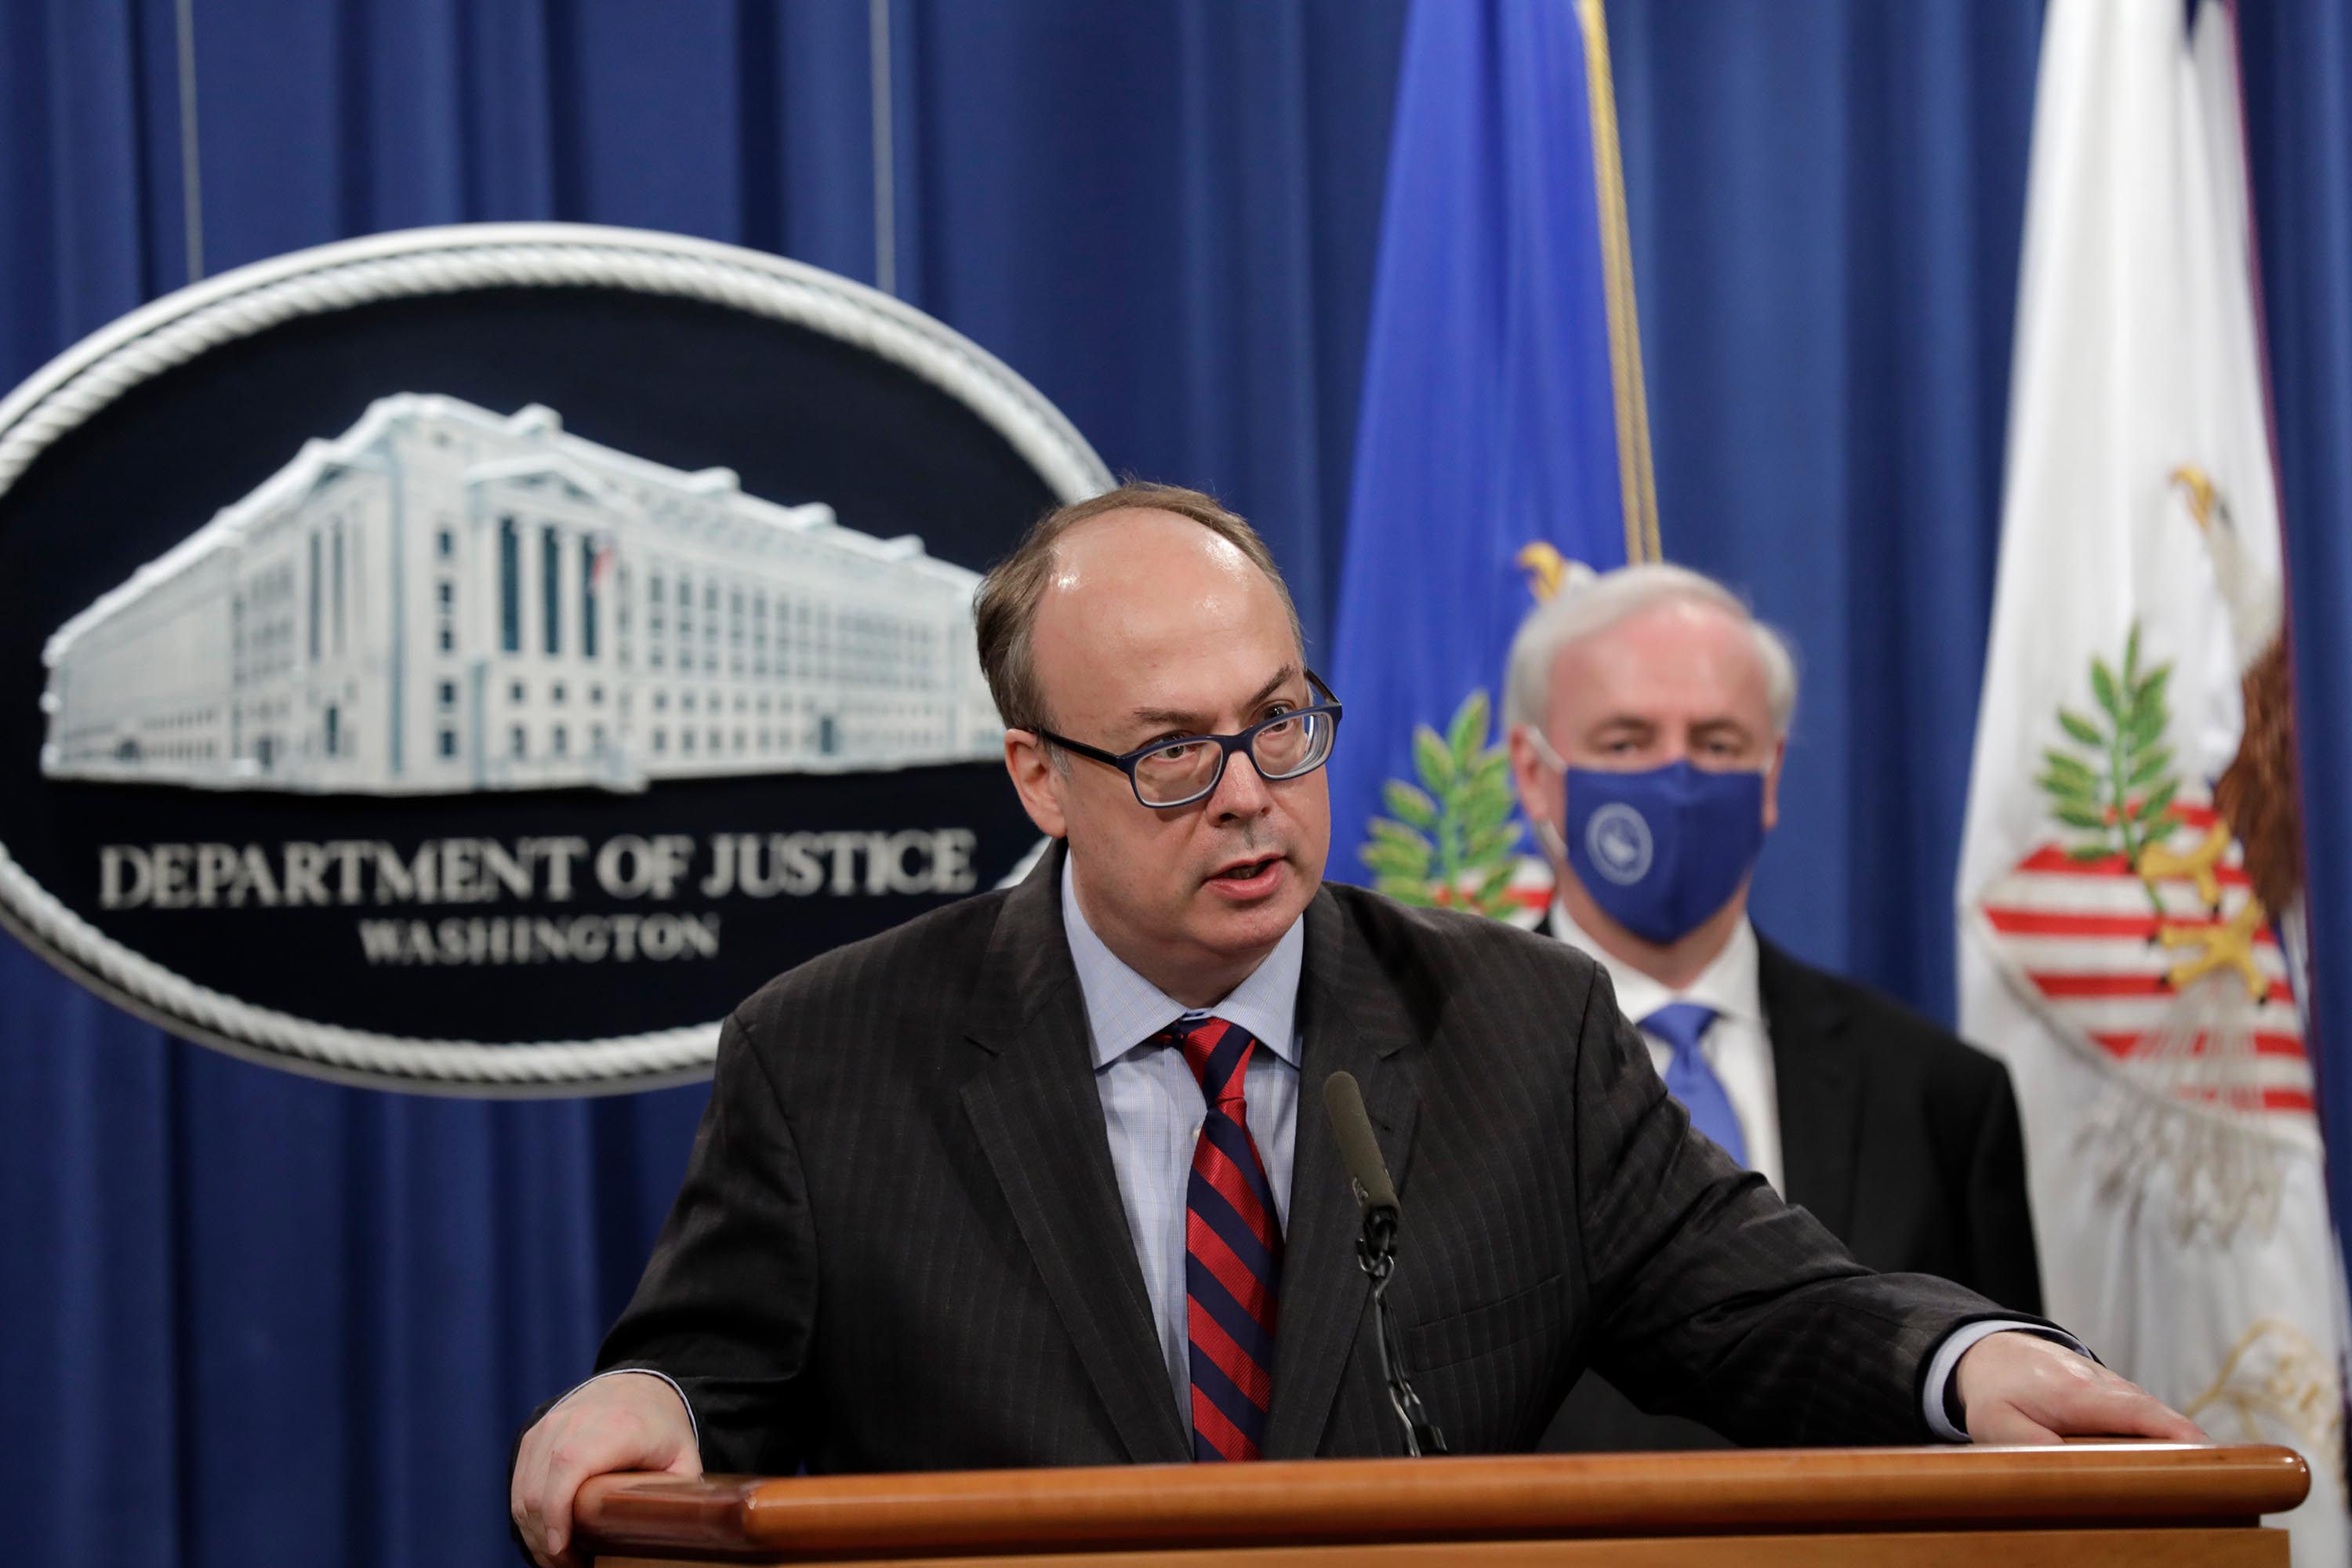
xmin=1608 ymin=1 xmax=2045 ymax=1024
xmin=5 ymin=4 xmax=2350 ymax=1566
xmin=0 ymin=5 xmax=1407 ymax=1566
xmin=2239 ymin=0 xmax=2352 ymax=1263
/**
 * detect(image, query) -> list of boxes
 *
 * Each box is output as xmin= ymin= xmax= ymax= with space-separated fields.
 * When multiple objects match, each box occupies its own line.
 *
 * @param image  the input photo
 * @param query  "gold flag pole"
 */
xmin=1577 ymin=0 xmax=1660 ymax=564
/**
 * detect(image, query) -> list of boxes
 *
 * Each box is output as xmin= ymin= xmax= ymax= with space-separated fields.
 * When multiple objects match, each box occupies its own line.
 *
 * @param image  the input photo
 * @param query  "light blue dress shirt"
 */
xmin=1060 ymin=854 xmax=1304 ymax=1432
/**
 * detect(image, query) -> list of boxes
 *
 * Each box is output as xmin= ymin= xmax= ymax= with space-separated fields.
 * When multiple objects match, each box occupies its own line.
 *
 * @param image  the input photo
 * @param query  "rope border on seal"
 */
xmin=0 ymin=223 xmax=1112 ymax=1095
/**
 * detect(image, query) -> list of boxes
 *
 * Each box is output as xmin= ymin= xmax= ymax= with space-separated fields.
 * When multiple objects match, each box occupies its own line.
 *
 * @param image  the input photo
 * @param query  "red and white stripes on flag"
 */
xmin=1976 ymin=801 xmax=2311 ymax=1118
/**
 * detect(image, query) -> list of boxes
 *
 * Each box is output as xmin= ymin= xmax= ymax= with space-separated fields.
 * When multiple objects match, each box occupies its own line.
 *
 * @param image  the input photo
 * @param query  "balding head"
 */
xmin=975 ymin=481 xmax=1304 ymax=736
xmin=1029 ymin=508 xmax=1291 ymax=725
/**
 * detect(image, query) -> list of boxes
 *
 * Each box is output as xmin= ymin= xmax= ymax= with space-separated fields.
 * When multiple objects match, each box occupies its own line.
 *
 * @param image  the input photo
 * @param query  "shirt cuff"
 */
xmin=566 ymin=1367 xmax=700 ymax=1449
xmin=1922 ymin=1319 xmax=2092 ymax=1442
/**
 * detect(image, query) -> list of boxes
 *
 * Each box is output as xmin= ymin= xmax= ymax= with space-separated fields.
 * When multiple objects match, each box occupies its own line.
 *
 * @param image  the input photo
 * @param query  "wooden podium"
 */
xmin=576 ymin=1443 xmax=2309 ymax=1566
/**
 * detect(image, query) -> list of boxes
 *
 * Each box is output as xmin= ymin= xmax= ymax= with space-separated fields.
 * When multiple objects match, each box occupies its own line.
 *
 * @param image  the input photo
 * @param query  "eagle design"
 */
xmin=2170 ymin=465 xmax=2305 ymax=924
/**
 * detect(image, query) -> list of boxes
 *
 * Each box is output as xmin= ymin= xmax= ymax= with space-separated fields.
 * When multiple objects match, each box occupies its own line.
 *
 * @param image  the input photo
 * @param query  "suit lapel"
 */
xmin=960 ymin=844 xmax=1190 ymax=1465
xmin=1546 ymin=911 xmax=1861 ymax=1229
xmin=1759 ymin=935 xmax=1865 ymax=1238
xmin=1261 ymin=888 xmax=1421 ymax=1458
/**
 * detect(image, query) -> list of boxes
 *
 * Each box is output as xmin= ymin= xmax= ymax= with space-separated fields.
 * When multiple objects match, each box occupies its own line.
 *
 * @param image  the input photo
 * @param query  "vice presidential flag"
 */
xmin=1957 ymin=2 xmax=2347 ymax=1557
xmin=1327 ymin=0 xmax=1655 ymax=913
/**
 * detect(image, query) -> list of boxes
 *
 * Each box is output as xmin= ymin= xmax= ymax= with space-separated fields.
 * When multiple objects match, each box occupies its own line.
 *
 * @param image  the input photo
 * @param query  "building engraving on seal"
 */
xmin=40 ymin=394 xmax=1004 ymax=794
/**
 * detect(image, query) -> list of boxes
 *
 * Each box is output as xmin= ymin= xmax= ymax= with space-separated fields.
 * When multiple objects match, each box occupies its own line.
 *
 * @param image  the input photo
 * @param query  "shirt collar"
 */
xmin=1061 ymin=851 xmax=1305 ymax=1069
xmin=1546 ymin=899 xmax=1763 ymax=1032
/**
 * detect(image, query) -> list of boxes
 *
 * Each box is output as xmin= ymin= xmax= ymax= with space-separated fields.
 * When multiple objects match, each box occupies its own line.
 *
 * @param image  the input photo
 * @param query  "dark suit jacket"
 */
xmin=1541 ymin=927 xmax=2044 ymax=1453
xmin=589 ymin=846 xmax=2028 ymax=1473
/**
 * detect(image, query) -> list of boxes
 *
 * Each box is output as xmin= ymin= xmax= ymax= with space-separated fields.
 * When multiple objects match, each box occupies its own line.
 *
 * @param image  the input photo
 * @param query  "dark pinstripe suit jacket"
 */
xmin=593 ymin=844 xmax=2027 ymax=1472
xmin=1538 ymin=927 xmax=2045 ymax=1454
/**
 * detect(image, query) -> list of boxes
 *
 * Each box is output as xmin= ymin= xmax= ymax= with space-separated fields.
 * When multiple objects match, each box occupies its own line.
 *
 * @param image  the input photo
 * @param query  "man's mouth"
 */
xmin=1211 ymin=855 xmax=1283 ymax=884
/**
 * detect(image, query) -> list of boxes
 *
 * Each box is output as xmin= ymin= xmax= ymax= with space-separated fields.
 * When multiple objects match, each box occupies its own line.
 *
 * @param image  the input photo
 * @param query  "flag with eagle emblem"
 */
xmin=1958 ymin=2 xmax=2347 ymax=1558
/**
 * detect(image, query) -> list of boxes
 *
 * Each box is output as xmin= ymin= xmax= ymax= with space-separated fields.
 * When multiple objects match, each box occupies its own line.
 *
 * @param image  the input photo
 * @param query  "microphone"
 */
xmin=1322 ymin=1073 xmax=1448 ymax=1457
xmin=1323 ymin=1070 xmax=1399 ymax=1219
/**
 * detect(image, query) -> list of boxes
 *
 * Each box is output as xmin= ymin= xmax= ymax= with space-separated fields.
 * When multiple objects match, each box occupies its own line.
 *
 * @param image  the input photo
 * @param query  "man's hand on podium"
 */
xmin=511 ymin=1371 xmax=702 ymax=1568
xmin=1955 ymin=1330 xmax=2208 ymax=1445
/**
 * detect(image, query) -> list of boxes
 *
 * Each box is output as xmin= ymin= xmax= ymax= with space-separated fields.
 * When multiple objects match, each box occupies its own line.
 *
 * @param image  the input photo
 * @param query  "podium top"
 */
xmin=575 ymin=1443 xmax=2310 ymax=1561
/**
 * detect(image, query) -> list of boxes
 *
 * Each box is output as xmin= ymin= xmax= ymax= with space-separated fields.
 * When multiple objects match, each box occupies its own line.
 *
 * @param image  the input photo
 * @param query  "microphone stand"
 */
xmin=1352 ymin=1189 xmax=1449 ymax=1457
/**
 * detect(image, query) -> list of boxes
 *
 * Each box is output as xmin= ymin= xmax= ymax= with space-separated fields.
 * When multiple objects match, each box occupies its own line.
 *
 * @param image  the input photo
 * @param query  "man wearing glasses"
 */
xmin=510 ymin=484 xmax=2195 ymax=1568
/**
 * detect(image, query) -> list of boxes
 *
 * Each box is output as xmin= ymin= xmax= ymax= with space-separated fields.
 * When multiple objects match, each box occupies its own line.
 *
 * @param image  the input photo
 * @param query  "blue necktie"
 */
xmin=1641 ymin=1001 xmax=1748 ymax=1167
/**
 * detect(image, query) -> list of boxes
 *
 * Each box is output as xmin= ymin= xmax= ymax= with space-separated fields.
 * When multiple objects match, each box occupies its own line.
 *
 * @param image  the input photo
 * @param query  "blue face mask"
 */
xmin=1555 ymin=760 xmax=1766 ymax=946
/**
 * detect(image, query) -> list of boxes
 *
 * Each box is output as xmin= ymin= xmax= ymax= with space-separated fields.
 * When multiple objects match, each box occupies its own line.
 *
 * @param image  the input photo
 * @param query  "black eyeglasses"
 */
xmin=1033 ymin=670 xmax=1344 ymax=809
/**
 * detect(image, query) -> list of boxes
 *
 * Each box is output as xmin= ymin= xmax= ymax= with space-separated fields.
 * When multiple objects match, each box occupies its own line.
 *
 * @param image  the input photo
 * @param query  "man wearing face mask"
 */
xmin=1502 ymin=563 xmax=2044 ymax=1454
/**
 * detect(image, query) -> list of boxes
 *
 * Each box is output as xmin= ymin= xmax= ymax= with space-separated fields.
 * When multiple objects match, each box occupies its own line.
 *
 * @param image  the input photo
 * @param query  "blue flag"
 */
xmin=1327 ymin=0 xmax=1651 ymax=909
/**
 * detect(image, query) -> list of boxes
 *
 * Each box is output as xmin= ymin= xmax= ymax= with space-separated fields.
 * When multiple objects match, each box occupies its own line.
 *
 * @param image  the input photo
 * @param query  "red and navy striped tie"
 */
xmin=1167 ymin=1014 xmax=1282 ymax=1461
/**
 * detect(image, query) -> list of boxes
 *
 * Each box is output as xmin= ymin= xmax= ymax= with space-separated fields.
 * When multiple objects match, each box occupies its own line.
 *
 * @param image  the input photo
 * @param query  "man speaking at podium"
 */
xmin=510 ymin=484 xmax=2197 ymax=1566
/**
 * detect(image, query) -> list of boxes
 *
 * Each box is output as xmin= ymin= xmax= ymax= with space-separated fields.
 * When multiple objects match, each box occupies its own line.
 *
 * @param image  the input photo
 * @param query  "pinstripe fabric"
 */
xmin=586 ymin=842 xmax=2042 ymax=1475
xmin=1540 ymin=924 xmax=2056 ymax=1454
xmin=1552 ymin=906 xmax=1785 ymax=1192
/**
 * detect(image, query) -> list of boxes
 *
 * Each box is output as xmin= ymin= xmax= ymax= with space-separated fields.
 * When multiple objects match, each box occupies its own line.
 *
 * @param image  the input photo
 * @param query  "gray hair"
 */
xmin=1502 ymin=561 xmax=1798 ymax=739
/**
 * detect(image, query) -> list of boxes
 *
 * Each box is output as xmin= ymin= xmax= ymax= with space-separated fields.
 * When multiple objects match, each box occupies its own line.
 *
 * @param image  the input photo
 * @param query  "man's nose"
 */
xmin=1210 ymin=747 xmax=1274 ymax=818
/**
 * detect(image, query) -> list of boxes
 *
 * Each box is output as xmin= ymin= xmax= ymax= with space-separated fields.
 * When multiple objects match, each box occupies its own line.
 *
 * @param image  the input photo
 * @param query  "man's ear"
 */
xmin=1004 ymin=729 xmax=1069 ymax=840
xmin=1762 ymin=734 xmax=1787 ymax=833
xmin=1507 ymin=724 xmax=1562 ymax=845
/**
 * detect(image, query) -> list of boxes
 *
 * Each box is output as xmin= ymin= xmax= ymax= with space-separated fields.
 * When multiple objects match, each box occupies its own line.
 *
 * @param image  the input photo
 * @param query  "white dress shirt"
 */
xmin=1546 ymin=903 xmax=1784 ymax=1194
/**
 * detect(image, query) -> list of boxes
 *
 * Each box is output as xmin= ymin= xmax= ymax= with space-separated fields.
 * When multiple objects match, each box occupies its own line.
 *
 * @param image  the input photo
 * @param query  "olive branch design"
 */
xmin=2036 ymin=622 xmax=2182 ymax=909
xmin=1359 ymin=691 xmax=1525 ymax=918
